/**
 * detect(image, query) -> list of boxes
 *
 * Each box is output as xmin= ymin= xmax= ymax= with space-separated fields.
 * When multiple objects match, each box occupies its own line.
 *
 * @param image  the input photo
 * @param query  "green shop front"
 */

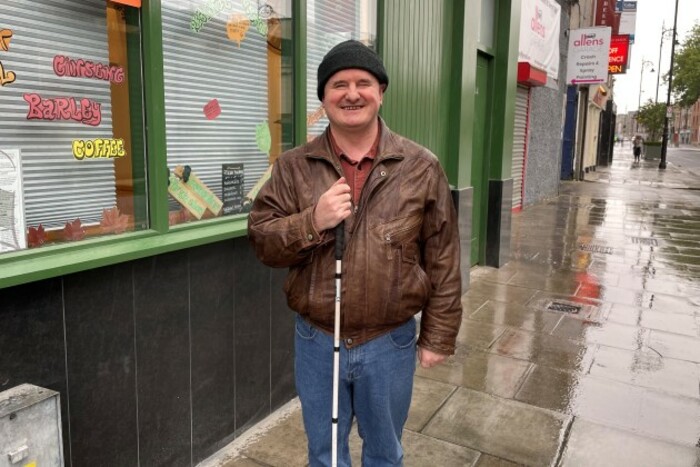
xmin=0 ymin=0 xmax=520 ymax=464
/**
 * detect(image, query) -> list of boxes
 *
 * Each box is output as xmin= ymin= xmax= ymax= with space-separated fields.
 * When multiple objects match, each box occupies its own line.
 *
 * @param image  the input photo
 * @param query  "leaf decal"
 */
xmin=255 ymin=120 xmax=271 ymax=155
xmin=27 ymin=224 xmax=47 ymax=248
xmin=63 ymin=218 xmax=86 ymax=241
xmin=100 ymin=207 xmax=129 ymax=234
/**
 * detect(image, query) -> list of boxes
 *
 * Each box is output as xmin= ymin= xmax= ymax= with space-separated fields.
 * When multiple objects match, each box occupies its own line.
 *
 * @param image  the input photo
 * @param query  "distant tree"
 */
xmin=671 ymin=24 xmax=700 ymax=107
xmin=635 ymin=101 xmax=666 ymax=141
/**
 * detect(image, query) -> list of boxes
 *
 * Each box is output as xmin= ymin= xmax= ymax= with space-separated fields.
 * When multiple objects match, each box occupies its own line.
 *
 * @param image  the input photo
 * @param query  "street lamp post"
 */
xmin=656 ymin=23 xmax=674 ymax=103
xmin=660 ymin=0 xmax=680 ymax=170
xmin=638 ymin=59 xmax=655 ymax=110
xmin=637 ymin=59 xmax=655 ymax=134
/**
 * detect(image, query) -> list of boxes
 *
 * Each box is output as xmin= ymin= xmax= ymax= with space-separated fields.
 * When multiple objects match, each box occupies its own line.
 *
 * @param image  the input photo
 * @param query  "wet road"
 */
xmin=210 ymin=144 xmax=700 ymax=466
xmin=667 ymin=146 xmax=700 ymax=174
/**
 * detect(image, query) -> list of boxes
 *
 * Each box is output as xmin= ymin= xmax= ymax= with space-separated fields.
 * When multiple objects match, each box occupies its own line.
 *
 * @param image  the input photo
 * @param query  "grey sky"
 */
xmin=612 ymin=0 xmax=700 ymax=114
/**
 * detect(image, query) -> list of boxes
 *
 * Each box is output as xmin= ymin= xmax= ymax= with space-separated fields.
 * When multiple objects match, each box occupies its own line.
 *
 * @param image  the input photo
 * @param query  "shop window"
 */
xmin=161 ymin=0 xmax=293 ymax=225
xmin=306 ymin=0 xmax=377 ymax=140
xmin=0 ymin=0 xmax=148 ymax=254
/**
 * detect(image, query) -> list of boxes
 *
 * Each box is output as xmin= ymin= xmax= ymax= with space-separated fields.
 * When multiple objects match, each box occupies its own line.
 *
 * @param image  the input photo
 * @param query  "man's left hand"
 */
xmin=417 ymin=347 xmax=447 ymax=369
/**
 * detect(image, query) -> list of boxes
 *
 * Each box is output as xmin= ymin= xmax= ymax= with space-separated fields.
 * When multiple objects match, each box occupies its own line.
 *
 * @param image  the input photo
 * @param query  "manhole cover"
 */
xmin=629 ymin=237 xmax=658 ymax=246
xmin=578 ymin=243 xmax=613 ymax=254
xmin=546 ymin=301 xmax=582 ymax=314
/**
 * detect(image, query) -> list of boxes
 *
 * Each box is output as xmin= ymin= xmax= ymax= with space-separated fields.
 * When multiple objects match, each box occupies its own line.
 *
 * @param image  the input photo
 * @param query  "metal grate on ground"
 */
xmin=629 ymin=237 xmax=659 ymax=246
xmin=578 ymin=243 xmax=614 ymax=254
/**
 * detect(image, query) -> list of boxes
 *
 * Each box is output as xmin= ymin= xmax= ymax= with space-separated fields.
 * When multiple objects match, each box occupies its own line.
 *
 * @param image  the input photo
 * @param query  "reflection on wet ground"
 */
xmin=213 ymin=148 xmax=700 ymax=466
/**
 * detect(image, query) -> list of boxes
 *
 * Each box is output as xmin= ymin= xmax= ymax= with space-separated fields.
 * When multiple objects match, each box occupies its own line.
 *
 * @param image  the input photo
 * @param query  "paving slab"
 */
xmin=348 ymin=424 xmax=481 ymax=466
xmin=647 ymin=330 xmax=700 ymax=363
xmin=455 ymin=319 xmax=508 ymax=351
xmin=552 ymin=317 xmax=650 ymax=351
xmin=423 ymin=387 xmax=570 ymax=466
xmin=240 ymin=409 xmax=308 ymax=466
xmin=637 ymin=388 xmax=700 ymax=446
xmin=474 ymin=454 xmax=524 ymax=467
xmin=416 ymin=349 xmax=531 ymax=399
xmin=560 ymin=418 xmax=700 ymax=467
xmin=491 ymin=329 xmax=596 ymax=372
xmin=588 ymin=345 xmax=700 ymax=399
xmin=405 ymin=376 xmax=456 ymax=432
xmin=464 ymin=280 xmax=539 ymax=305
xmin=469 ymin=300 xmax=562 ymax=334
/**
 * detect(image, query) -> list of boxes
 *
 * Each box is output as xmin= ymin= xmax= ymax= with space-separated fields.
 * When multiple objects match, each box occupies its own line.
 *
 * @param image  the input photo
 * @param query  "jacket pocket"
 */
xmin=401 ymin=243 xmax=431 ymax=311
xmin=377 ymin=213 xmax=423 ymax=246
xmin=284 ymin=254 xmax=313 ymax=312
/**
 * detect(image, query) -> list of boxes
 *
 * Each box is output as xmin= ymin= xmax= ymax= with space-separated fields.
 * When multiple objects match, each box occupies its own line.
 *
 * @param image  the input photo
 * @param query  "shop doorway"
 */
xmin=470 ymin=53 xmax=493 ymax=265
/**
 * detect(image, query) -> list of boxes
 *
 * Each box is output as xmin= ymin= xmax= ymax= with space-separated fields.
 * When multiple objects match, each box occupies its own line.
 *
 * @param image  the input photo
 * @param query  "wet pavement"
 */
xmin=203 ymin=145 xmax=700 ymax=466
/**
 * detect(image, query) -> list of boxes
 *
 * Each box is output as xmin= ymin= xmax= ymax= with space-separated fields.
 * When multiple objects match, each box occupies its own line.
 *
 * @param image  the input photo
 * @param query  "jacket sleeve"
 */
xmin=417 ymin=159 xmax=463 ymax=355
xmin=248 ymin=157 xmax=329 ymax=268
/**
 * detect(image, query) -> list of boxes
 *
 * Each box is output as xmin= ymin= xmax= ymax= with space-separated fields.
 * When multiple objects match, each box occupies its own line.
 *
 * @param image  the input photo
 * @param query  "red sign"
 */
xmin=596 ymin=0 xmax=619 ymax=34
xmin=608 ymin=35 xmax=630 ymax=74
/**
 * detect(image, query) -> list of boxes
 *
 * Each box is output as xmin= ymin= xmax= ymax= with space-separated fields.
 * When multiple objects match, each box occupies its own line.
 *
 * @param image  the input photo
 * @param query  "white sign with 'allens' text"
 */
xmin=566 ymin=27 xmax=612 ymax=85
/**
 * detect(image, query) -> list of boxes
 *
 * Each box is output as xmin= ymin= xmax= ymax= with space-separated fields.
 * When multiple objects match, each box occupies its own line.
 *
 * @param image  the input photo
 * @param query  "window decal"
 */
xmin=27 ymin=225 xmax=47 ymax=248
xmin=242 ymin=0 xmax=268 ymax=36
xmin=24 ymin=93 xmax=102 ymax=127
xmin=255 ymin=121 xmax=271 ymax=155
xmin=0 ymin=29 xmax=12 ymax=51
xmin=203 ymin=99 xmax=222 ymax=120
xmin=0 ymin=28 xmax=16 ymax=87
xmin=191 ymin=0 xmax=233 ymax=33
xmin=72 ymin=139 xmax=126 ymax=160
xmin=53 ymin=55 xmax=125 ymax=83
xmin=100 ymin=207 xmax=129 ymax=234
xmin=226 ymin=14 xmax=250 ymax=46
xmin=0 ymin=61 xmax=16 ymax=87
xmin=62 ymin=218 xmax=86 ymax=241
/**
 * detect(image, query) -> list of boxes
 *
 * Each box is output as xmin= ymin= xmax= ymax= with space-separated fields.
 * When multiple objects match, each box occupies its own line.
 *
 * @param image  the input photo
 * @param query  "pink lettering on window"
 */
xmin=23 ymin=93 xmax=103 ymax=127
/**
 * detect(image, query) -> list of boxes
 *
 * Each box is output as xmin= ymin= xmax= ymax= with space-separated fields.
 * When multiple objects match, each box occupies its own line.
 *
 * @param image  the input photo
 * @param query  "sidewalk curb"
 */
xmin=197 ymin=398 xmax=302 ymax=467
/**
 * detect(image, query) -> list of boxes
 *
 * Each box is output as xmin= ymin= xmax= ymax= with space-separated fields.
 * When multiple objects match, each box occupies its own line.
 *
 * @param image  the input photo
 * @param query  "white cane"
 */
xmin=332 ymin=222 xmax=344 ymax=467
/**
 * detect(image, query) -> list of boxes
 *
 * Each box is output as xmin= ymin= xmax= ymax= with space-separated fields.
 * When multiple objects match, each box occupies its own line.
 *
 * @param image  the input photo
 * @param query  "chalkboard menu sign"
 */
xmin=222 ymin=163 xmax=246 ymax=215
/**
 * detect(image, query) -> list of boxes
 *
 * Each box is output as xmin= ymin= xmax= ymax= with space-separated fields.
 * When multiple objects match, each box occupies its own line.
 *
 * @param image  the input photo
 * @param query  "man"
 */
xmin=633 ymin=134 xmax=644 ymax=162
xmin=248 ymin=40 xmax=462 ymax=466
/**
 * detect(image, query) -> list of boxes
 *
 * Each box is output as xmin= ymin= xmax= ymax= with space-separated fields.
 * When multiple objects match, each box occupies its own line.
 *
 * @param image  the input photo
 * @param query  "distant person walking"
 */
xmin=633 ymin=134 xmax=643 ymax=162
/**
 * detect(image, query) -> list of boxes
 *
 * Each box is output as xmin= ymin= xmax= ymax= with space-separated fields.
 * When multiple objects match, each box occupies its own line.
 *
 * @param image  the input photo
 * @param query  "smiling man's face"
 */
xmin=322 ymin=68 xmax=384 ymax=135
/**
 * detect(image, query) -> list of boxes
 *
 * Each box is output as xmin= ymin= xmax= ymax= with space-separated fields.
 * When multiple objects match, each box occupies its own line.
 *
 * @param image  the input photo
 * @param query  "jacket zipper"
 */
xmin=345 ymin=155 xmax=403 ymax=252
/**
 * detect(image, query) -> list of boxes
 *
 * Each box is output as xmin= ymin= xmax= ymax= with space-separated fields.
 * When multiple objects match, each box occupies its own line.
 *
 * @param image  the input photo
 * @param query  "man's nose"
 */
xmin=345 ymin=84 xmax=360 ymax=100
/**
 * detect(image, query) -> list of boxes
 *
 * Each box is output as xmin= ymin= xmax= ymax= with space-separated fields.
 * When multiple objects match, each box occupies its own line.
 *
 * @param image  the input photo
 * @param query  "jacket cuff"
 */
xmin=417 ymin=335 xmax=455 ymax=356
xmin=299 ymin=206 xmax=326 ymax=248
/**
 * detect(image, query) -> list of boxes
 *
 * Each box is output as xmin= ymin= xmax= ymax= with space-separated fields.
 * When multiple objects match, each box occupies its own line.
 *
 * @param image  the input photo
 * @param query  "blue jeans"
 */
xmin=295 ymin=314 xmax=417 ymax=467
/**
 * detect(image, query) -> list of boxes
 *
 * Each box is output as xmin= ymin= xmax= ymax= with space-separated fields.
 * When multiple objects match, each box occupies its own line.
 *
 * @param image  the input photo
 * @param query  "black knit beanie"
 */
xmin=317 ymin=40 xmax=389 ymax=101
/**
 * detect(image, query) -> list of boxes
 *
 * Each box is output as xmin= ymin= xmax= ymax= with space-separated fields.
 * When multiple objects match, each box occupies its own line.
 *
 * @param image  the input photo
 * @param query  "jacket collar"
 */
xmin=305 ymin=117 xmax=404 ymax=164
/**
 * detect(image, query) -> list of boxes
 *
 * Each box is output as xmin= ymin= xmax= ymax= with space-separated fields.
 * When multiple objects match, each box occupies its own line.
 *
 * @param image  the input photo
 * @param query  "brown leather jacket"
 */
xmin=248 ymin=120 xmax=462 ymax=355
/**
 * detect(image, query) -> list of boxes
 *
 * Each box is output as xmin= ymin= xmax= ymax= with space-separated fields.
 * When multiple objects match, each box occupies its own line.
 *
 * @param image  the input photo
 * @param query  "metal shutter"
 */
xmin=512 ymin=85 xmax=530 ymax=210
xmin=0 ymin=0 xmax=116 ymax=228
xmin=161 ymin=0 xmax=269 ymax=201
xmin=307 ymin=1 xmax=363 ymax=137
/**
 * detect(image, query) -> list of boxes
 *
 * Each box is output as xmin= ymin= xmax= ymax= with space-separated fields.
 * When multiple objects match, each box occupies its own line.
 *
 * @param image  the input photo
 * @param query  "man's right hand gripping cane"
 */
xmin=313 ymin=177 xmax=352 ymax=231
